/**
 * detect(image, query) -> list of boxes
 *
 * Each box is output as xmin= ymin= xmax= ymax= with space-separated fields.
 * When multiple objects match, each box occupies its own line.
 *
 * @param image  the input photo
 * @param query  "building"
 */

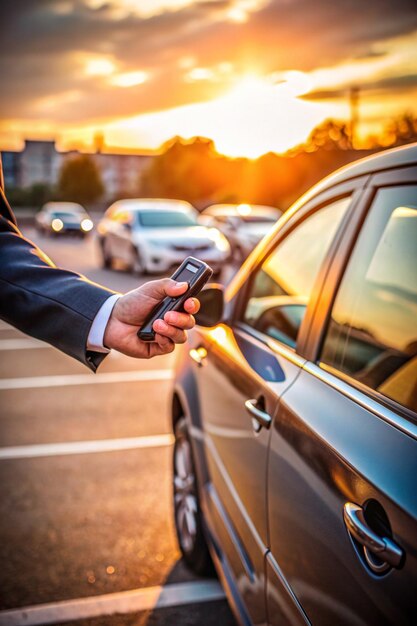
xmin=20 ymin=140 xmax=63 ymax=188
xmin=93 ymin=152 xmax=152 ymax=199
xmin=2 ymin=150 xmax=21 ymax=188
xmin=0 ymin=140 xmax=153 ymax=200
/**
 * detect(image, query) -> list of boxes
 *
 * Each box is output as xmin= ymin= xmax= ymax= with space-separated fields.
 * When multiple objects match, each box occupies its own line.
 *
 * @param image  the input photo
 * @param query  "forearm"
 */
xmin=0 ymin=214 xmax=115 ymax=370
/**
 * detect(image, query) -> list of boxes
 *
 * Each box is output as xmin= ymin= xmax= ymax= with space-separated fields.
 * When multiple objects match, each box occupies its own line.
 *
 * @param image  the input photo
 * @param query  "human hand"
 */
xmin=103 ymin=279 xmax=200 ymax=358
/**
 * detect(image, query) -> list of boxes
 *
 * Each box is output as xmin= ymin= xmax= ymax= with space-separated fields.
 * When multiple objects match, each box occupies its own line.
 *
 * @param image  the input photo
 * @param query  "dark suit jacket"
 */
xmin=0 ymin=189 xmax=115 ymax=371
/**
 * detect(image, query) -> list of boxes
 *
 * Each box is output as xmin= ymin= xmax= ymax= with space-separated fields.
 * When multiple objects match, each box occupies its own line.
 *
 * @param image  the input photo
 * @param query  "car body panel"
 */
xmin=267 ymin=366 xmax=417 ymax=626
xmin=184 ymin=323 xmax=303 ymax=625
xmin=172 ymin=144 xmax=417 ymax=626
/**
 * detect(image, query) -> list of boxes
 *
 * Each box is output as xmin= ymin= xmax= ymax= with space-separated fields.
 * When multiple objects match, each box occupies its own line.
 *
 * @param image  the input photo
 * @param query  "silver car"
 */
xmin=97 ymin=198 xmax=230 ymax=275
xmin=199 ymin=203 xmax=282 ymax=263
xmin=35 ymin=202 xmax=93 ymax=237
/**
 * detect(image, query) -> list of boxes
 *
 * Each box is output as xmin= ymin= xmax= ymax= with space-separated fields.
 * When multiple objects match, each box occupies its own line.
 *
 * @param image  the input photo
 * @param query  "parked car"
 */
xmin=171 ymin=143 xmax=417 ymax=626
xmin=97 ymin=198 xmax=230 ymax=275
xmin=199 ymin=203 xmax=282 ymax=262
xmin=35 ymin=202 xmax=93 ymax=237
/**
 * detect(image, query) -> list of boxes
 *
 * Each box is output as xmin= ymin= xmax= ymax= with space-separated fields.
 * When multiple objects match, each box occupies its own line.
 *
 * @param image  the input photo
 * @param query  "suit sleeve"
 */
xmin=0 ymin=195 xmax=115 ymax=372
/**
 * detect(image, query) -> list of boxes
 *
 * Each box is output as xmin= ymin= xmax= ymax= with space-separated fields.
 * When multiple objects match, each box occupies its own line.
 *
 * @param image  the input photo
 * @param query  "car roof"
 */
xmin=281 ymin=142 xmax=417 ymax=224
xmin=43 ymin=202 xmax=85 ymax=212
xmin=202 ymin=203 xmax=280 ymax=216
xmin=311 ymin=142 xmax=417 ymax=190
xmin=111 ymin=198 xmax=195 ymax=212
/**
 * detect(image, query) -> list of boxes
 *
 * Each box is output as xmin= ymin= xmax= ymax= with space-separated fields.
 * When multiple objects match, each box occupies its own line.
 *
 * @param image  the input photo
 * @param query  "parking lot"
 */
xmin=0 ymin=229 xmax=236 ymax=626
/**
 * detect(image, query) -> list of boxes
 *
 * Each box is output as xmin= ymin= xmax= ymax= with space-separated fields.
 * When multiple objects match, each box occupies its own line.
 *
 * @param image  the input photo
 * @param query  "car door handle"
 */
xmin=343 ymin=502 xmax=404 ymax=569
xmin=244 ymin=399 xmax=272 ymax=430
xmin=189 ymin=346 xmax=207 ymax=367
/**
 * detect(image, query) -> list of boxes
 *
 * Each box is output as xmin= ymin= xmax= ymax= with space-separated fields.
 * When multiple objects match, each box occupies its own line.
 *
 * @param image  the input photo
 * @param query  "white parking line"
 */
xmin=0 ymin=580 xmax=226 ymax=626
xmin=0 ymin=434 xmax=175 ymax=460
xmin=0 ymin=338 xmax=49 ymax=351
xmin=0 ymin=369 xmax=173 ymax=390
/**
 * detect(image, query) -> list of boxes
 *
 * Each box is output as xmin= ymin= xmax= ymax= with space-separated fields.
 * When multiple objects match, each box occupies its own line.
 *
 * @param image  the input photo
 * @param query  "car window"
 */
xmin=137 ymin=210 xmax=197 ymax=228
xmin=321 ymin=185 xmax=417 ymax=414
xmin=52 ymin=212 xmax=80 ymax=219
xmin=242 ymin=196 xmax=352 ymax=348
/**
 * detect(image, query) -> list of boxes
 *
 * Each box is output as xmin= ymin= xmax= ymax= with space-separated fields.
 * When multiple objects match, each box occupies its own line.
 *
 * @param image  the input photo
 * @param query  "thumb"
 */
xmin=140 ymin=278 xmax=188 ymax=302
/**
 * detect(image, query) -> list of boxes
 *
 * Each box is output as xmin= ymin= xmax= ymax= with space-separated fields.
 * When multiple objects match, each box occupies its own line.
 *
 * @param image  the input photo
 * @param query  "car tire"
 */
xmin=100 ymin=238 xmax=112 ymax=269
xmin=173 ymin=417 xmax=214 ymax=576
xmin=130 ymin=247 xmax=146 ymax=276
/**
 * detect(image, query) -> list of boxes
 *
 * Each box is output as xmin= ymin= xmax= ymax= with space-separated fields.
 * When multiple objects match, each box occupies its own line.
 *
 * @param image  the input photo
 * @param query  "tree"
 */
xmin=381 ymin=113 xmax=417 ymax=148
xmin=141 ymin=137 xmax=230 ymax=207
xmin=58 ymin=154 xmax=104 ymax=206
xmin=304 ymin=119 xmax=351 ymax=152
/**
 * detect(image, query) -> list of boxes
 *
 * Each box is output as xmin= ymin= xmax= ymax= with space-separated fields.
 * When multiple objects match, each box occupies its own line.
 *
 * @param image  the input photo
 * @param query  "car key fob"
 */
xmin=137 ymin=257 xmax=213 ymax=341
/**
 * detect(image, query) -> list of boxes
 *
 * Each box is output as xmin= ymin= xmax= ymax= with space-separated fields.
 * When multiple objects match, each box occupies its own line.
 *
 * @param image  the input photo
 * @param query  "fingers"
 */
xmin=164 ymin=310 xmax=196 ymax=330
xmin=153 ymin=333 xmax=175 ymax=354
xmin=153 ymin=319 xmax=188 ymax=344
xmin=140 ymin=278 xmax=188 ymax=302
xmin=184 ymin=297 xmax=200 ymax=314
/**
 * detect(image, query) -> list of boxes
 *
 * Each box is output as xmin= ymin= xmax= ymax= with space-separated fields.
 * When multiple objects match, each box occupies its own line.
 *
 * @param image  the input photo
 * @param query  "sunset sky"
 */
xmin=1 ymin=0 xmax=417 ymax=158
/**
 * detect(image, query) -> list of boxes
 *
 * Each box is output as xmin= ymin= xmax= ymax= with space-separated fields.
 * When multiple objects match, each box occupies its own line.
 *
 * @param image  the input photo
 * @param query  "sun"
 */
xmin=205 ymin=73 xmax=326 ymax=158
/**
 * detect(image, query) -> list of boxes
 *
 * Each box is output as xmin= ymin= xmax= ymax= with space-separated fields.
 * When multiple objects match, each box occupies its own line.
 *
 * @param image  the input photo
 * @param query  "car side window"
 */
xmin=242 ymin=196 xmax=352 ymax=348
xmin=321 ymin=185 xmax=417 ymax=414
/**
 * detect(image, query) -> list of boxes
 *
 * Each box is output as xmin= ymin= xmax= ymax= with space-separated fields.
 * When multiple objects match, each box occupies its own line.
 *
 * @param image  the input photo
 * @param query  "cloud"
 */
xmin=1 ymin=0 xmax=416 ymax=125
xmin=301 ymin=73 xmax=417 ymax=100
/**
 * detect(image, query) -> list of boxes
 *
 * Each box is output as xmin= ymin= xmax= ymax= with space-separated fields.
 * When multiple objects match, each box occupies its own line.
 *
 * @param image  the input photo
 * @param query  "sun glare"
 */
xmin=281 ymin=71 xmax=313 ymax=97
xmin=207 ymin=73 xmax=327 ymax=157
xmin=100 ymin=71 xmax=330 ymax=159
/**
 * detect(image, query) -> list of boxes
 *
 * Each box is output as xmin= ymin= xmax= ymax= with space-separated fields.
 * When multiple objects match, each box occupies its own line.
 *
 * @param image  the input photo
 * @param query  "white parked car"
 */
xmin=199 ymin=203 xmax=282 ymax=263
xmin=35 ymin=202 xmax=93 ymax=237
xmin=97 ymin=198 xmax=230 ymax=275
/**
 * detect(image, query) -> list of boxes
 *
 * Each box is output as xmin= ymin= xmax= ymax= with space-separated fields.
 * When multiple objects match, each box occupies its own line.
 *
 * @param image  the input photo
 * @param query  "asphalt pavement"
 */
xmin=0 ymin=230 xmax=236 ymax=626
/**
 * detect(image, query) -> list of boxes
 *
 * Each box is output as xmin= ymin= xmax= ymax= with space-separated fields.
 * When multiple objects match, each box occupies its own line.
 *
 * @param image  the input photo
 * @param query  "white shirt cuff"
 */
xmin=87 ymin=294 xmax=121 ymax=353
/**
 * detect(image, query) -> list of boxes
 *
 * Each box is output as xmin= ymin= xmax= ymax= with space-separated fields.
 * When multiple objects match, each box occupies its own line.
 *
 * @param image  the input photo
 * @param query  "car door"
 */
xmin=266 ymin=171 xmax=417 ymax=625
xmin=190 ymin=181 xmax=362 ymax=625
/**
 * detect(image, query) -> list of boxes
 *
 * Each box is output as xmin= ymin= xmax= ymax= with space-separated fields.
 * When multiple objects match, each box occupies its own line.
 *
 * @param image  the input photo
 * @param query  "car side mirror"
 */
xmin=195 ymin=284 xmax=224 ymax=327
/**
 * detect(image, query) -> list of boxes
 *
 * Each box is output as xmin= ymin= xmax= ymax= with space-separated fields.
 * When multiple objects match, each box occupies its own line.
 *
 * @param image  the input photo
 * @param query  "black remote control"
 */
xmin=137 ymin=256 xmax=213 ymax=341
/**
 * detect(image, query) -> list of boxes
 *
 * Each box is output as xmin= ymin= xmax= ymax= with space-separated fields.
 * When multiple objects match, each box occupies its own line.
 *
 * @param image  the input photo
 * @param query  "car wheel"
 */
xmin=130 ymin=247 xmax=146 ymax=276
xmin=100 ymin=238 xmax=113 ymax=269
xmin=173 ymin=417 xmax=213 ymax=576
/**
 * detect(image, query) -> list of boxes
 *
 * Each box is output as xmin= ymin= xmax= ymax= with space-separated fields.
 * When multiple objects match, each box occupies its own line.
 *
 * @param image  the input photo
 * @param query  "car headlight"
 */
xmin=51 ymin=218 xmax=64 ymax=232
xmin=81 ymin=218 xmax=93 ymax=232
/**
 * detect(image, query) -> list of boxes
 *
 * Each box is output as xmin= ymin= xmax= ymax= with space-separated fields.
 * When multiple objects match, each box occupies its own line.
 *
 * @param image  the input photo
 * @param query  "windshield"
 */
xmin=52 ymin=212 xmax=82 ymax=219
xmin=137 ymin=210 xmax=197 ymax=228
